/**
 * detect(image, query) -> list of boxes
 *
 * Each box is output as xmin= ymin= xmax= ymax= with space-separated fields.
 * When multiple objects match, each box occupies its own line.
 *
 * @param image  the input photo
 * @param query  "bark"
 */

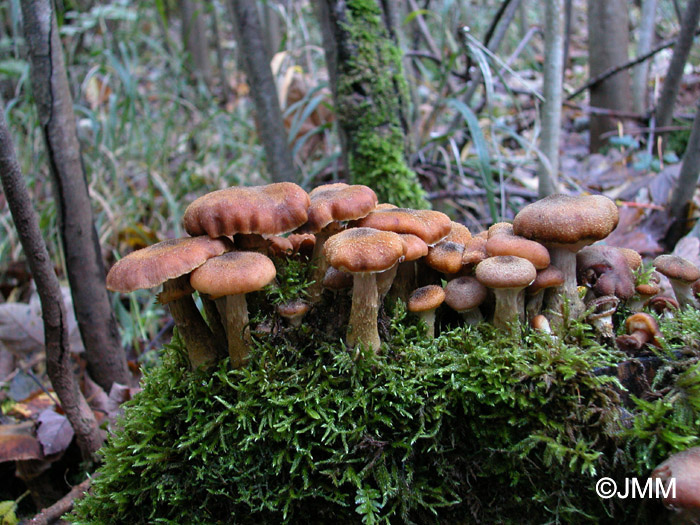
xmin=655 ymin=0 xmax=700 ymax=131
xmin=587 ymin=0 xmax=632 ymax=152
xmin=665 ymin=99 xmax=700 ymax=249
xmin=230 ymin=0 xmax=296 ymax=183
xmin=0 ymin=103 xmax=103 ymax=461
xmin=21 ymin=0 xmax=129 ymax=392
xmin=632 ymin=0 xmax=657 ymax=114
xmin=180 ymin=0 xmax=213 ymax=87
xmin=314 ymin=0 xmax=428 ymax=209
xmin=537 ymin=0 xmax=565 ymax=197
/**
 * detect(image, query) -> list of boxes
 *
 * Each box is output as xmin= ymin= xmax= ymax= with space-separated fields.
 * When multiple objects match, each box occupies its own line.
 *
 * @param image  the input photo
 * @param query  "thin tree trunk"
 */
xmin=230 ymin=0 xmax=296 ymax=183
xmin=655 ymin=0 xmax=700 ymax=131
xmin=21 ymin=0 xmax=129 ymax=392
xmin=587 ymin=0 xmax=632 ymax=152
xmin=210 ymin=2 xmax=231 ymax=104
xmin=314 ymin=0 xmax=428 ymax=209
xmin=537 ymin=0 xmax=564 ymax=197
xmin=632 ymin=0 xmax=657 ymax=114
xmin=180 ymin=0 xmax=213 ymax=88
xmin=0 ymin=103 xmax=103 ymax=461
xmin=665 ymin=99 xmax=700 ymax=248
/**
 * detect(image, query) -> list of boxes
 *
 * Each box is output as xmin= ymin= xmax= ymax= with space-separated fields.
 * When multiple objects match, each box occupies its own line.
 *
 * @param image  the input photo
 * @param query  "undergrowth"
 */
xmin=72 ymin=306 xmax=700 ymax=524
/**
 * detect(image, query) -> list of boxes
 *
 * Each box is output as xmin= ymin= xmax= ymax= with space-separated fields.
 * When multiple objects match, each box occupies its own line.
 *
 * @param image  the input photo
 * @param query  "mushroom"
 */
xmin=444 ymin=276 xmax=488 ymax=325
xmin=190 ymin=251 xmax=277 ymax=368
xmin=475 ymin=256 xmax=537 ymax=330
xmin=408 ymin=285 xmax=446 ymax=338
xmin=299 ymin=183 xmax=378 ymax=303
xmin=653 ymin=255 xmax=700 ymax=309
xmin=647 ymin=295 xmax=680 ymax=320
xmin=278 ymin=299 xmax=311 ymax=328
xmin=183 ymin=182 xmax=310 ymax=239
xmin=576 ymin=245 xmax=636 ymax=302
xmin=512 ymin=194 xmax=619 ymax=322
xmin=628 ymin=271 xmax=661 ymax=312
xmin=354 ymin=207 xmax=452 ymax=246
xmin=651 ymin=447 xmax=700 ymax=523
xmin=461 ymin=236 xmax=489 ymax=273
xmin=486 ymin=234 xmax=550 ymax=270
xmin=530 ymin=314 xmax=552 ymax=334
xmin=324 ymin=227 xmax=405 ymax=353
xmin=322 ymin=266 xmax=354 ymax=292
xmin=386 ymin=234 xmax=429 ymax=303
xmin=425 ymin=221 xmax=472 ymax=276
xmin=106 ymin=236 xmax=232 ymax=369
xmin=585 ymin=295 xmax=620 ymax=341
xmin=615 ymin=312 xmax=662 ymax=354
xmin=526 ymin=265 xmax=565 ymax=321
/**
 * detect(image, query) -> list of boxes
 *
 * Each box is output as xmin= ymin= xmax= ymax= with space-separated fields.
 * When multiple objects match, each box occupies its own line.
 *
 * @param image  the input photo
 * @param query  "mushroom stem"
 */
xmin=387 ymin=261 xmax=416 ymax=305
xmin=216 ymin=294 xmax=251 ymax=368
xmin=200 ymin=295 xmax=228 ymax=357
xmin=162 ymin=278 xmax=219 ymax=369
xmin=306 ymin=228 xmax=334 ymax=304
xmin=546 ymin=248 xmax=584 ymax=322
xmin=376 ymin=263 xmax=399 ymax=301
xmin=417 ymin=309 xmax=437 ymax=338
xmin=492 ymin=288 xmax=525 ymax=330
xmin=347 ymin=273 xmax=381 ymax=354
xmin=669 ymin=278 xmax=699 ymax=309
xmin=460 ymin=307 xmax=483 ymax=326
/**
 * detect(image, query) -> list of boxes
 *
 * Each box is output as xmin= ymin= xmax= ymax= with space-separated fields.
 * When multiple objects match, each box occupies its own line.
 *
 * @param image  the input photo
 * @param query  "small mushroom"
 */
xmin=444 ymin=276 xmax=488 ymax=325
xmin=628 ymin=271 xmax=661 ymax=312
xmin=647 ymin=295 xmax=680 ymax=319
xmin=475 ymin=256 xmax=537 ymax=330
xmin=526 ymin=265 xmax=565 ymax=321
xmin=585 ymin=295 xmax=620 ymax=341
xmin=653 ymin=255 xmax=700 ymax=309
xmin=615 ymin=312 xmax=662 ymax=353
xmin=408 ymin=285 xmax=446 ymax=338
xmin=651 ymin=447 xmax=700 ymax=523
xmin=190 ymin=251 xmax=277 ymax=368
xmin=530 ymin=314 xmax=553 ymax=335
xmin=278 ymin=300 xmax=311 ymax=328
xmin=324 ymin=227 xmax=405 ymax=353
xmin=576 ymin=245 xmax=636 ymax=301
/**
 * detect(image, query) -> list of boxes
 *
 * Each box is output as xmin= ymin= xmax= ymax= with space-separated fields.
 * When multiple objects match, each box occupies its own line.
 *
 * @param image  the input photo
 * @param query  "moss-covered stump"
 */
xmin=72 ymin=307 xmax=700 ymax=524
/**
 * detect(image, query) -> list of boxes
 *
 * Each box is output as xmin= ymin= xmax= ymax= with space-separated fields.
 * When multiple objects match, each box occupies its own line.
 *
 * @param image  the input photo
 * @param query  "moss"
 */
xmin=70 ymin=306 xmax=700 ymax=524
xmin=335 ymin=0 xmax=428 ymax=209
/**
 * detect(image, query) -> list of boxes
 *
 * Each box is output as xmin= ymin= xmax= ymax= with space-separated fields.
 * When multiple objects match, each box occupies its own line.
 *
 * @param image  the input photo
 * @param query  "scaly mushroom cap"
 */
xmin=183 ymin=182 xmax=310 ymax=238
xmin=426 ymin=242 xmax=465 ymax=274
xmin=651 ymin=447 xmax=700 ymax=510
xmin=462 ymin=236 xmax=488 ymax=267
xmin=106 ymin=236 xmax=232 ymax=293
xmin=528 ymin=265 xmax=565 ymax=295
xmin=487 ymin=222 xmax=514 ymax=238
xmin=444 ymin=276 xmax=488 ymax=312
xmin=512 ymin=194 xmax=619 ymax=249
xmin=399 ymin=234 xmax=429 ymax=261
xmin=475 ymin=256 xmax=537 ymax=290
xmin=618 ymin=247 xmax=643 ymax=272
xmin=190 ymin=251 xmax=277 ymax=299
xmin=324 ymin=227 xmax=405 ymax=274
xmin=354 ymin=208 xmax=452 ymax=245
xmin=486 ymin=234 xmax=550 ymax=270
xmin=408 ymin=285 xmax=446 ymax=313
xmin=444 ymin=222 xmax=472 ymax=244
xmin=302 ymin=183 xmax=378 ymax=233
xmin=653 ymin=254 xmax=700 ymax=283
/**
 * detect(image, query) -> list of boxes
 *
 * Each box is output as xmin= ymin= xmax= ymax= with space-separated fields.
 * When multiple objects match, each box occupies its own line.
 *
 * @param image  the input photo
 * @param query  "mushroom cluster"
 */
xmin=107 ymin=184 xmax=700 ymax=369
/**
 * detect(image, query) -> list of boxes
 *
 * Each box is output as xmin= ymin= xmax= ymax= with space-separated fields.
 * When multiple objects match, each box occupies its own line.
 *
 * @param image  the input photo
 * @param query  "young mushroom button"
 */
xmin=324 ymin=227 xmax=405 ymax=354
xmin=190 ymin=251 xmax=277 ymax=369
xmin=512 ymin=194 xmax=619 ymax=322
xmin=106 ymin=236 xmax=232 ymax=369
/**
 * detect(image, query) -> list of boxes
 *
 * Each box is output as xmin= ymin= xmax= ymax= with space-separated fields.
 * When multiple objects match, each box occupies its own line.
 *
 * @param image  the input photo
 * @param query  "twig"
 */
xmin=599 ymin=124 xmax=690 ymax=139
xmin=562 ymin=101 xmax=645 ymax=120
xmin=567 ymin=27 xmax=700 ymax=101
xmin=27 ymin=476 xmax=93 ymax=525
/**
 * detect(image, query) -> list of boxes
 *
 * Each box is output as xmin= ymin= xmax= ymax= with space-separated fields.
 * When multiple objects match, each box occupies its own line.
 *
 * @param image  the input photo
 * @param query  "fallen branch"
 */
xmin=567 ymin=27 xmax=700 ymax=101
xmin=27 ymin=476 xmax=93 ymax=525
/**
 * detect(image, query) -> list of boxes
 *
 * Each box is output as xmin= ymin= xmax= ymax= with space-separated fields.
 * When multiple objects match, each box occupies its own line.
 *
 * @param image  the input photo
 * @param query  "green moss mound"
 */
xmin=72 ymin=307 xmax=700 ymax=524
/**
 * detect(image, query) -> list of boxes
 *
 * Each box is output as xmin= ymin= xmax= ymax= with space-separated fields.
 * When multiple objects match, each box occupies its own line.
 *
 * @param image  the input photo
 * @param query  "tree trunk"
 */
xmin=180 ymin=0 xmax=213 ymax=88
xmin=229 ymin=0 xmax=297 ymax=184
xmin=21 ymin=0 xmax=130 ymax=392
xmin=537 ymin=0 xmax=565 ymax=197
xmin=587 ymin=0 xmax=632 ymax=152
xmin=655 ymin=0 xmax=700 ymax=131
xmin=314 ymin=0 xmax=428 ymax=209
xmin=0 ymin=103 xmax=103 ymax=461
xmin=665 ymin=98 xmax=700 ymax=249
xmin=632 ymin=0 xmax=657 ymax=114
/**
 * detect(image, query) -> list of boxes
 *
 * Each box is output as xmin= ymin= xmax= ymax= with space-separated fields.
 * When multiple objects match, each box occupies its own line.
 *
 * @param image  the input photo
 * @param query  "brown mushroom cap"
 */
xmin=444 ymin=222 xmax=472 ymax=245
xmin=183 ymin=182 xmax=310 ymax=238
xmin=278 ymin=299 xmax=311 ymax=320
xmin=399 ymin=234 xmax=429 ymax=261
xmin=426 ymin=242 xmax=464 ymax=274
xmin=324 ymin=227 xmax=405 ymax=274
xmin=408 ymin=285 xmax=446 ymax=313
xmin=528 ymin=265 xmax=565 ymax=295
xmin=462 ymin=236 xmax=488 ymax=267
xmin=444 ymin=276 xmax=488 ymax=312
xmin=653 ymin=254 xmax=700 ymax=283
xmin=577 ymin=245 xmax=636 ymax=300
xmin=354 ymin=208 xmax=452 ymax=245
xmin=303 ymin=183 xmax=378 ymax=233
xmin=651 ymin=447 xmax=700 ymax=510
xmin=486 ymin=235 xmax=550 ymax=270
xmin=487 ymin=222 xmax=514 ymax=238
xmin=322 ymin=266 xmax=354 ymax=290
xmin=512 ymin=194 xmax=619 ymax=249
xmin=618 ymin=248 xmax=643 ymax=271
xmin=190 ymin=251 xmax=277 ymax=299
xmin=106 ymin=236 xmax=232 ymax=293
xmin=475 ymin=256 xmax=537 ymax=290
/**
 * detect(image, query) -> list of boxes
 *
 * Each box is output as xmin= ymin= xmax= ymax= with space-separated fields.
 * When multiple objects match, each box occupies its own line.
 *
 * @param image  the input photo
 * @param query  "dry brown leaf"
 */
xmin=0 ymin=422 xmax=44 ymax=462
xmin=36 ymin=409 xmax=74 ymax=456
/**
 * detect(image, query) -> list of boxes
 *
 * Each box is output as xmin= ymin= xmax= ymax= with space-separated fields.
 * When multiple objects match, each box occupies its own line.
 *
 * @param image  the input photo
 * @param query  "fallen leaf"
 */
xmin=0 ymin=422 xmax=43 ymax=462
xmin=6 ymin=391 xmax=55 ymax=419
xmin=36 ymin=409 xmax=74 ymax=456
